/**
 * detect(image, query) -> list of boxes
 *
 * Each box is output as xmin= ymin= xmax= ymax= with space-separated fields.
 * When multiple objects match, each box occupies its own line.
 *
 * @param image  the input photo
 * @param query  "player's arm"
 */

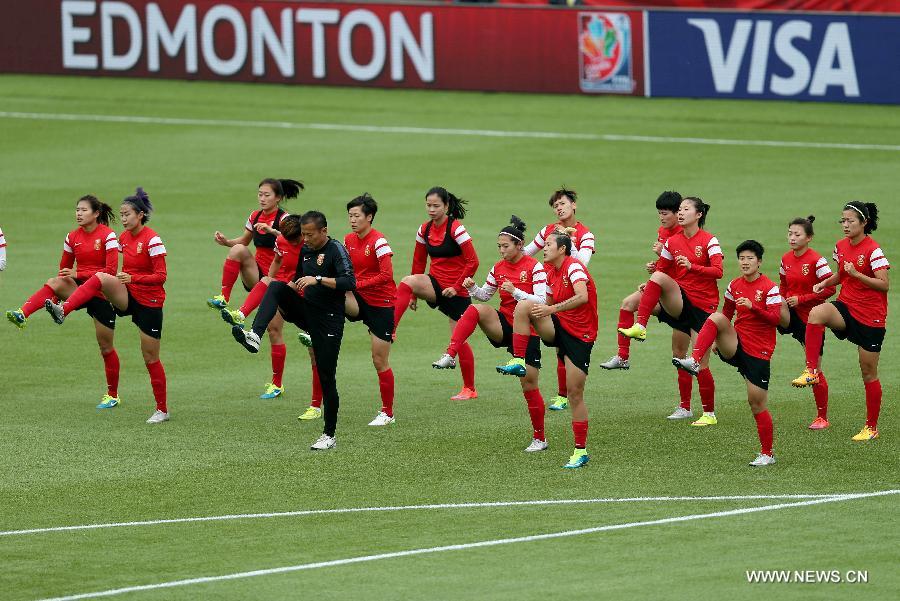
xmin=522 ymin=228 xmax=545 ymax=257
xmin=687 ymin=253 xmax=724 ymax=279
xmin=59 ymin=235 xmax=76 ymax=276
xmin=511 ymin=264 xmax=547 ymax=304
xmin=215 ymin=226 xmax=253 ymax=248
xmin=466 ymin=269 xmax=497 ymax=302
xmin=801 ymin=258 xmax=835 ymax=303
xmin=549 ymin=280 xmax=588 ymax=314
xmin=358 ymin=244 xmax=395 ymax=291
xmin=268 ymin=254 xmax=282 ymax=279
xmin=100 ymin=232 xmax=119 ymax=277
xmin=311 ymin=244 xmax=356 ymax=290
xmin=752 ymin=285 xmax=782 ymax=326
xmin=572 ymin=232 xmax=595 ymax=265
xmin=451 ymin=226 xmax=479 ymax=293
xmin=722 ymin=284 xmax=736 ymax=321
xmin=126 ymin=254 xmax=167 ymax=285
xmin=411 ymin=228 xmax=428 ymax=275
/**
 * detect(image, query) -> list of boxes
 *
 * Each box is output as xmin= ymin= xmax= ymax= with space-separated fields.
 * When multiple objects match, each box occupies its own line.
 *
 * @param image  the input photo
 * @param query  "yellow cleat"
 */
xmin=298 ymin=406 xmax=322 ymax=421
xmin=691 ymin=413 xmax=718 ymax=427
xmin=791 ymin=369 xmax=819 ymax=388
xmin=851 ymin=426 xmax=879 ymax=441
xmin=617 ymin=323 xmax=646 ymax=342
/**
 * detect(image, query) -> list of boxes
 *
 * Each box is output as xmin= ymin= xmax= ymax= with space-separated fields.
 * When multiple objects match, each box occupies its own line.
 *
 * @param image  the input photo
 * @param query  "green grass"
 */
xmin=0 ymin=74 xmax=898 ymax=600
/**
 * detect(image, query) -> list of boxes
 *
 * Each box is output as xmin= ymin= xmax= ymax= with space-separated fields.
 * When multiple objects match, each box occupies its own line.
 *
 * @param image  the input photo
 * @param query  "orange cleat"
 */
xmin=450 ymin=387 xmax=478 ymax=401
xmin=808 ymin=417 xmax=830 ymax=430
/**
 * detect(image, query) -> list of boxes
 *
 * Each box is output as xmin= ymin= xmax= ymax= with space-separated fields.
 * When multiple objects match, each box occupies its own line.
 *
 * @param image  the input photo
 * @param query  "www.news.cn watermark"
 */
xmin=746 ymin=570 xmax=869 ymax=584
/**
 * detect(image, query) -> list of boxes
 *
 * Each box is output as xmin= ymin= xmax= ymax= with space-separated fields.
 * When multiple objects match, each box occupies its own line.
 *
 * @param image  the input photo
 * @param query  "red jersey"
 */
xmin=483 ymin=255 xmax=546 ymax=324
xmin=723 ymin=274 xmax=781 ymax=360
xmin=345 ymin=229 xmax=397 ymax=307
xmin=526 ymin=221 xmax=595 ymax=265
xmin=273 ymin=235 xmax=302 ymax=283
xmin=61 ymin=224 xmax=119 ymax=282
xmin=833 ymin=236 xmax=890 ymax=327
xmin=412 ymin=218 xmax=479 ymax=296
xmin=545 ymin=256 xmax=598 ymax=342
xmin=119 ymin=227 xmax=167 ymax=307
xmin=244 ymin=209 xmax=287 ymax=273
xmin=779 ymin=248 xmax=835 ymax=323
xmin=657 ymin=224 xmax=683 ymax=245
xmin=658 ymin=229 xmax=724 ymax=313
xmin=0 ymin=227 xmax=6 ymax=271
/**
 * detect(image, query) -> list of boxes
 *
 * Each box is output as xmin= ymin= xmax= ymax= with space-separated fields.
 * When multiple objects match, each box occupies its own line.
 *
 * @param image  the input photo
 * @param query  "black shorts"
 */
xmin=347 ymin=292 xmax=394 ymax=343
xmin=657 ymin=288 xmax=711 ymax=335
xmin=114 ymin=293 xmax=163 ymax=339
xmin=243 ymin=261 xmax=266 ymax=292
xmin=777 ymin=307 xmax=823 ymax=355
xmin=425 ymin=275 xmax=472 ymax=322
xmin=84 ymin=297 xmax=116 ymax=330
xmin=832 ymin=300 xmax=886 ymax=353
xmin=544 ymin=315 xmax=594 ymax=375
xmin=491 ymin=311 xmax=541 ymax=369
xmin=719 ymin=340 xmax=771 ymax=390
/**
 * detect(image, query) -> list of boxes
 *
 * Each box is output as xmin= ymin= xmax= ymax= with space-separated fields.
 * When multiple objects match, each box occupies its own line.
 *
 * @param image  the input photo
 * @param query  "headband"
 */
xmin=844 ymin=204 xmax=866 ymax=219
xmin=499 ymin=230 xmax=523 ymax=241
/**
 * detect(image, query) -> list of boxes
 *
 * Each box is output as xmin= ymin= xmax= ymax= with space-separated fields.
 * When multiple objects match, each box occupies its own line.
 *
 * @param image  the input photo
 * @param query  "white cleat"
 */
xmin=524 ymin=438 xmax=549 ymax=453
xmin=666 ymin=407 xmax=694 ymax=420
xmin=432 ymin=353 xmax=457 ymax=369
xmin=232 ymin=326 xmax=261 ymax=353
xmin=672 ymin=355 xmax=700 ymax=376
xmin=310 ymin=434 xmax=336 ymax=450
xmin=146 ymin=410 xmax=169 ymax=424
xmin=44 ymin=299 xmax=66 ymax=324
xmin=599 ymin=355 xmax=630 ymax=370
xmin=749 ymin=453 xmax=776 ymax=467
xmin=368 ymin=411 xmax=395 ymax=426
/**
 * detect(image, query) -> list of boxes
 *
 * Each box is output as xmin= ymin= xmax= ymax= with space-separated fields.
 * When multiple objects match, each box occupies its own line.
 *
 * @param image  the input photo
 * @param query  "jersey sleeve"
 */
xmin=357 ymin=249 xmax=395 ymax=292
xmin=129 ymin=236 xmax=168 ymax=285
xmin=656 ymin=240 xmax=676 ymax=275
xmin=453 ymin=223 xmax=479 ymax=291
xmin=60 ymin=233 xmax=75 ymax=270
xmin=722 ymin=283 xmax=736 ymax=320
xmin=411 ymin=225 xmax=428 ymax=275
xmin=469 ymin=266 xmax=497 ymax=302
xmin=573 ymin=230 xmax=595 ymax=265
xmin=801 ymin=255 xmax=835 ymax=304
xmin=0 ymin=228 xmax=6 ymax=271
xmin=567 ymin=261 xmax=589 ymax=285
xmin=758 ymin=284 xmax=782 ymax=325
xmin=511 ymin=262 xmax=548 ymax=304
xmin=245 ymin=212 xmax=256 ymax=233
xmin=870 ymin=247 xmax=890 ymax=272
xmin=523 ymin=225 xmax=548 ymax=257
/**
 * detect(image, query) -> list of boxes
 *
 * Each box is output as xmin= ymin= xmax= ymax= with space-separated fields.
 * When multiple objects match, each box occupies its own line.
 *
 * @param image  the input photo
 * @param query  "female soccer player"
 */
xmin=7 ymin=195 xmax=122 ymax=408
xmin=618 ymin=197 xmax=723 ymax=426
xmin=674 ymin=240 xmax=781 ymax=467
xmin=394 ymin=187 xmax=479 ymax=401
xmin=522 ymin=187 xmax=595 ymax=411
xmin=45 ymin=188 xmax=169 ymax=424
xmin=777 ymin=216 xmax=835 ymax=429
xmin=792 ymin=202 xmax=889 ymax=442
xmin=342 ymin=194 xmax=398 ymax=426
xmin=433 ymin=216 xmax=548 ymax=451
xmin=499 ymin=231 xmax=597 ymax=468
xmin=0 ymin=225 xmax=6 ymax=271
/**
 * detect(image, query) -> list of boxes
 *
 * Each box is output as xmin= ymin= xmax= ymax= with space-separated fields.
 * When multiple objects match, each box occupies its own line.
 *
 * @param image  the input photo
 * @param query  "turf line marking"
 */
xmin=2 ymin=494 xmax=843 ymax=538
xmin=34 ymin=490 xmax=898 ymax=601
xmin=1 ymin=111 xmax=897 ymax=152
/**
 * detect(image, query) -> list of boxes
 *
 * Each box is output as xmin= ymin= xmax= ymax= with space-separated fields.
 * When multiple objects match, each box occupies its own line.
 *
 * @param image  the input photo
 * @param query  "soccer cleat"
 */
xmin=617 ymin=323 xmax=646 ymax=342
xmin=851 ymin=426 xmax=879 ymax=441
xmin=96 ymin=394 xmax=120 ymax=409
xmin=368 ymin=411 xmax=395 ymax=426
xmin=207 ymin=294 xmax=227 ymax=310
xmin=232 ymin=326 xmax=260 ymax=353
xmin=310 ymin=434 xmax=336 ymax=450
xmin=297 ymin=330 xmax=313 ymax=347
xmin=524 ymin=438 xmax=548 ymax=453
xmin=599 ymin=355 xmax=630 ymax=370
xmin=548 ymin=396 xmax=568 ymax=411
xmin=691 ymin=413 xmax=718 ymax=427
xmin=432 ymin=353 xmax=457 ymax=370
xmin=44 ymin=299 xmax=65 ymax=324
xmin=146 ymin=410 xmax=169 ymax=424
xmin=450 ymin=387 xmax=478 ymax=401
xmin=259 ymin=383 xmax=283 ymax=399
xmin=808 ymin=416 xmax=830 ymax=430
xmin=496 ymin=357 xmax=526 ymax=377
xmin=221 ymin=308 xmax=245 ymax=326
xmin=672 ymin=356 xmax=700 ymax=376
xmin=791 ymin=369 xmax=819 ymax=388
xmin=563 ymin=448 xmax=589 ymax=469
xmin=6 ymin=309 xmax=26 ymax=329
xmin=749 ymin=453 xmax=776 ymax=467
xmin=666 ymin=407 xmax=694 ymax=420
xmin=298 ymin=406 xmax=322 ymax=421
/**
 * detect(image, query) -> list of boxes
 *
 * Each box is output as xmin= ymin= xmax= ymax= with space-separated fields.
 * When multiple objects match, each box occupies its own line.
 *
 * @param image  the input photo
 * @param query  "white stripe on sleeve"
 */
xmin=871 ymin=258 xmax=889 ymax=270
xmin=453 ymin=225 xmax=471 ymax=245
xmin=374 ymin=237 xmax=392 ymax=258
xmin=724 ymin=285 xmax=734 ymax=302
xmin=485 ymin=267 xmax=498 ymax=288
xmin=707 ymin=236 xmax=723 ymax=257
xmin=660 ymin=241 xmax=674 ymax=261
xmin=766 ymin=286 xmax=782 ymax=305
xmin=63 ymin=234 xmax=73 ymax=254
xmin=415 ymin=225 xmax=425 ymax=245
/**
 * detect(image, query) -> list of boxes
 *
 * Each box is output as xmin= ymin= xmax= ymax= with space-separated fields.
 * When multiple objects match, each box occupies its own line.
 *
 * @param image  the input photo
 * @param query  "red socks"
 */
xmin=572 ymin=420 xmax=588 ymax=449
xmin=240 ymin=281 xmax=269 ymax=316
xmin=865 ymin=380 xmax=882 ymax=429
xmin=697 ymin=368 xmax=715 ymax=413
xmin=523 ymin=389 xmax=545 ymax=441
xmin=146 ymin=360 xmax=167 ymax=413
xmin=636 ymin=280 xmax=662 ymax=327
xmin=804 ymin=323 xmax=826 ymax=371
xmin=692 ymin=319 xmax=719 ymax=362
xmin=754 ymin=410 xmax=773 ymax=456
xmin=221 ymin=259 xmax=241 ymax=302
xmin=457 ymin=342 xmax=476 ymax=389
xmin=310 ymin=364 xmax=322 ymax=408
xmin=393 ymin=282 xmax=414 ymax=331
xmin=448 ymin=306 xmax=480 ymax=356
xmin=22 ymin=285 xmax=55 ymax=317
xmin=813 ymin=371 xmax=829 ymax=420
xmin=271 ymin=344 xmax=286 ymax=387
xmin=378 ymin=368 xmax=395 ymax=416
xmin=617 ymin=309 xmax=634 ymax=360
xmin=512 ymin=333 xmax=530 ymax=359
xmin=102 ymin=349 xmax=120 ymax=397
xmin=677 ymin=370 xmax=693 ymax=410
xmin=62 ymin=275 xmax=102 ymax=315
xmin=556 ymin=357 xmax=568 ymax=397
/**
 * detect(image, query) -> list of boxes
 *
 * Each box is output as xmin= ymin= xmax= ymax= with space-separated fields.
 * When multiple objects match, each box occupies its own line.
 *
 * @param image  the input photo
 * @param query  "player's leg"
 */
xmin=368 ymin=334 xmax=395 ymax=425
xmin=224 ymin=276 xmax=272 ymax=326
xmin=298 ymin=347 xmax=323 ymax=421
xmin=747 ymin=382 xmax=775 ymax=466
xmin=393 ymin=274 xmax=436 ymax=331
xmin=309 ymin=314 xmax=343 ymax=450
xmin=434 ymin=304 xmax=499 ymax=368
xmin=563 ymin=355 xmax=590 ymax=469
xmin=8 ymin=276 xmax=78 ymax=327
xmin=852 ymin=347 xmax=881 ymax=441
xmin=601 ymin=289 xmax=642 ymax=369
xmin=47 ymin=273 xmax=128 ymax=323
xmin=779 ymin=303 xmax=791 ymax=328
xmin=520 ymin=363 xmax=547 ymax=452
xmin=261 ymin=312 xmax=287 ymax=399
xmin=449 ymin=315 xmax=478 ymax=400
xmin=211 ymin=244 xmax=257 ymax=308
xmin=498 ymin=300 xmax=547 ymax=376
xmin=793 ymin=303 xmax=845 ymax=386
xmin=667 ymin=328 xmax=695 ymax=419
xmin=94 ymin=317 xmax=120 ymax=409
xmin=620 ymin=272 xmax=677 ymax=341
xmin=139 ymin=328 xmax=168 ymax=424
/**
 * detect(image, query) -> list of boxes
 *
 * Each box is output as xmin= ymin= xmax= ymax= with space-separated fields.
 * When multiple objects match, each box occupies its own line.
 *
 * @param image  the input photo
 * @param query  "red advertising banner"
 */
xmin=497 ymin=0 xmax=900 ymax=13
xmin=0 ymin=1 xmax=645 ymax=95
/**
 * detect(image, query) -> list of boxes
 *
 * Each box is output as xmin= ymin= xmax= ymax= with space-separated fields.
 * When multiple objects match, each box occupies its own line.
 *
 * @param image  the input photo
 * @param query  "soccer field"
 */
xmin=0 ymin=74 xmax=897 ymax=600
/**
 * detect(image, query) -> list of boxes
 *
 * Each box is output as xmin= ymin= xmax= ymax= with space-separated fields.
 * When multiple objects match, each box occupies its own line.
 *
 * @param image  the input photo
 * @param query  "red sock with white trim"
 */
xmin=523 ymin=389 xmax=545 ymax=441
xmin=691 ymin=320 xmax=719 ymax=362
xmin=677 ymin=370 xmax=692 ymax=410
xmin=636 ymin=281 xmax=662 ymax=327
xmin=378 ymin=368 xmax=395 ymax=417
xmin=457 ymin=342 xmax=476 ymax=389
xmin=102 ymin=349 xmax=120 ymax=398
xmin=864 ymin=380 xmax=882 ymax=429
xmin=813 ymin=371 xmax=829 ymax=420
xmin=754 ymin=410 xmax=773 ymax=456
xmin=221 ymin=259 xmax=241 ymax=302
xmin=22 ymin=285 xmax=56 ymax=317
xmin=393 ymin=282 xmax=414 ymax=332
xmin=271 ymin=344 xmax=286 ymax=388
xmin=62 ymin=275 xmax=102 ymax=315
xmin=572 ymin=420 xmax=588 ymax=449
xmin=512 ymin=333 xmax=530 ymax=359
xmin=146 ymin=360 xmax=167 ymax=413
xmin=617 ymin=309 xmax=634 ymax=359
xmin=697 ymin=368 xmax=715 ymax=413
xmin=804 ymin=324 xmax=825 ymax=372
xmin=239 ymin=281 xmax=269 ymax=316
xmin=556 ymin=357 xmax=568 ymax=397
xmin=448 ymin=305 xmax=480 ymax=357
xmin=310 ymin=364 xmax=322 ymax=408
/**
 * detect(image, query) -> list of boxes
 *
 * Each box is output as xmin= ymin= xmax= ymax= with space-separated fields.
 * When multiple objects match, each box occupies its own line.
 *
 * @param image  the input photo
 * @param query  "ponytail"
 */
xmin=122 ymin=187 xmax=153 ymax=224
xmin=788 ymin=215 xmax=816 ymax=237
xmin=845 ymin=201 xmax=878 ymax=234
xmin=259 ymin=178 xmax=305 ymax=201
xmin=426 ymin=186 xmax=468 ymax=220
xmin=683 ymin=196 xmax=710 ymax=228
xmin=78 ymin=194 xmax=114 ymax=226
xmin=499 ymin=215 xmax=527 ymax=242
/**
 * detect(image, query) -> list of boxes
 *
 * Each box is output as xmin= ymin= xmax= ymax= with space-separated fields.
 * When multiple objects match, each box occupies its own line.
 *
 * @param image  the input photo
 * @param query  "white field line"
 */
xmin=1 ymin=494 xmax=843 ymax=538
xmin=1 ymin=111 xmax=898 ymax=152
xmin=35 ymin=490 xmax=898 ymax=601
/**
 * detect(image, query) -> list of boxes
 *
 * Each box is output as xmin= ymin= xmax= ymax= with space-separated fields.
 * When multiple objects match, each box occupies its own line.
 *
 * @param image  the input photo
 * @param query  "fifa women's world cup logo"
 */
xmin=578 ymin=13 xmax=634 ymax=94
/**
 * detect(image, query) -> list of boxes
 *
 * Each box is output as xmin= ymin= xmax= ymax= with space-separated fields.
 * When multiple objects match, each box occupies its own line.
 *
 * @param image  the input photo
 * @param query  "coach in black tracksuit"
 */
xmin=235 ymin=210 xmax=355 ymax=449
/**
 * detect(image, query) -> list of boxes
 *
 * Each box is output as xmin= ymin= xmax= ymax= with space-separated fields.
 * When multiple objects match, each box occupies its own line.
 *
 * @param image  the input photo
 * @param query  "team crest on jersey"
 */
xmin=755 ymin=290 xmax=764 ymax=302
xmin=520 ymin=270 xmax=528 ymax=282
xmin=562 ymin=277 xmax=570 ymax=287
xmin=694 ymin=246 xmax=703 ymax=258
xmin=317 ymin=253 xmax=325 ymax=266
xmin=136 ymin=242 xmax=143 ymax=254
xmin=365 ymin=245 xmax=371 ymax=256
xmin=857 ymin=255 xmax=865 ymax=267
xmin=801 ymin=264 xmax=810 ymax=276
xmin=94 ymin=239 xmax=101 ymax=251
